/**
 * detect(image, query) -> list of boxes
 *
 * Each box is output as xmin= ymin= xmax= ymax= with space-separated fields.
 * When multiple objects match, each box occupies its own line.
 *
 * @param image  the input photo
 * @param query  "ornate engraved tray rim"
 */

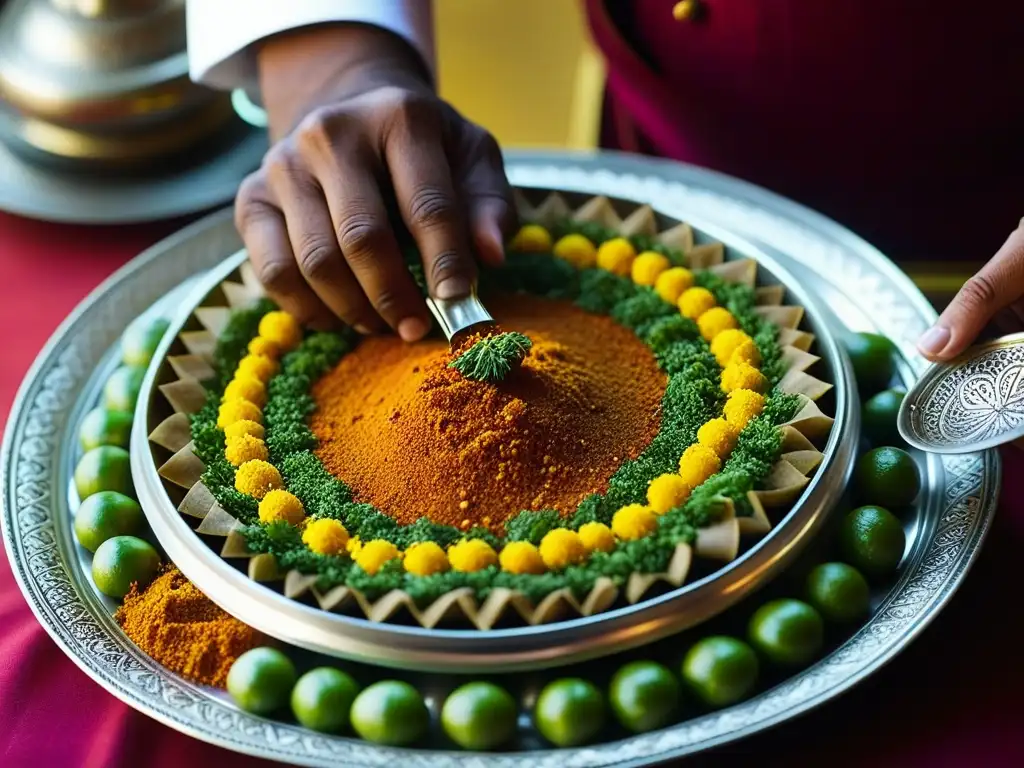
xmin=0 ymin=151 xmax=999 ymax=767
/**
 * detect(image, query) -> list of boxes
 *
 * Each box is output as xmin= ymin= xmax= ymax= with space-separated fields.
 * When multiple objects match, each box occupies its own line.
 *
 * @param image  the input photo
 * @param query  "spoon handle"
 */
xmin=425 ymin=291 xmax=494 ymax=343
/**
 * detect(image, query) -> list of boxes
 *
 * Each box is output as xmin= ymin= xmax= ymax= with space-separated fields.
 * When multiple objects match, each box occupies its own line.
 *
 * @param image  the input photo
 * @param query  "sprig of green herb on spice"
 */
xmin=448 ymin=331 xmax=533 ymax=383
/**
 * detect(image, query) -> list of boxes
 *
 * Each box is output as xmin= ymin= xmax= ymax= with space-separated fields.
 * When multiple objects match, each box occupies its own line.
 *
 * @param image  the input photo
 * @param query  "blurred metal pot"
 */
xmin=0 ymin=0 xmax=236 ymax=168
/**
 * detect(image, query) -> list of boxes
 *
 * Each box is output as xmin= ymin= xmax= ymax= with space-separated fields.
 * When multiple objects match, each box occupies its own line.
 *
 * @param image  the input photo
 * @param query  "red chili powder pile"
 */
xmin=310 ymin=294 xmax=665 ymax=528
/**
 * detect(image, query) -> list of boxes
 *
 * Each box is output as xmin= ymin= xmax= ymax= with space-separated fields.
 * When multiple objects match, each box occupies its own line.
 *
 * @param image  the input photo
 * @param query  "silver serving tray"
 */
xmin=132 ymin=194 xmax=856 ymax=673
xmin=1 ymin=151 xmax=999 ymax=767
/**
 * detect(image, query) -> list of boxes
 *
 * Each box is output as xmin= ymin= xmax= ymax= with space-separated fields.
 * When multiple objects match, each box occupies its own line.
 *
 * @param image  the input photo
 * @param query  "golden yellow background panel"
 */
xmin=435 ymin=0 xmax=604 ymax=150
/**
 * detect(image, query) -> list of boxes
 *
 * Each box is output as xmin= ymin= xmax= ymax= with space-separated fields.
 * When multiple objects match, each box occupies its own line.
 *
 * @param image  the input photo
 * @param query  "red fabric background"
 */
xmin=1 ymin=210 xmax=1022 ymax=767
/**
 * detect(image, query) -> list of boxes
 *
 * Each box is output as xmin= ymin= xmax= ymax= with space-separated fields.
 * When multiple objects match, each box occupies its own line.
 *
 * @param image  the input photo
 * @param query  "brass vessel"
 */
xmin=0 ymin=0 xmax=235 ymax=168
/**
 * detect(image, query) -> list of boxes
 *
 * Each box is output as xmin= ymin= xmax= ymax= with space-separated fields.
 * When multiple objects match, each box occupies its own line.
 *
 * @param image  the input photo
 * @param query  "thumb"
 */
xmin=917 ymin=222 xmax=1024 ymax=362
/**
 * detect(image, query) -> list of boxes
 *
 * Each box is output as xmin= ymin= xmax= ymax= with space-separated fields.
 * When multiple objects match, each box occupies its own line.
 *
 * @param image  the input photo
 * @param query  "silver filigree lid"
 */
xmin=899 ymin=332 xmax=1024 ymax=453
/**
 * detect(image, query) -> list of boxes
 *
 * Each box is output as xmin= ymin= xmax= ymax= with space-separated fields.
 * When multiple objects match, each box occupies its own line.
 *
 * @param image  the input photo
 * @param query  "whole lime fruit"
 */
xmin=74 ymin=491 xmax=143 ymax=552
xmin=74 ymin=446 xmax=133 ymax=500
xmin=855 ymin=446 xmax=921 ymax=507
xmin=441 ymin=681 xmax=518 ymax=750
xmin=350 ymin=680 xmax=429 ymax=746
xmin=840 ymin=505 xmax=906 ymax=577
xmin=845 ymin=332 xmax=898 ymax=394
xmin=681 ymin=636 xmax=759 ymax=707
xmin=227 ymin=647 xmax=297 ymax=715
xmin=103 ymin=365 xmax=146 ymax=413
xmin=862 ymin=389 xmax=906 ymax=446
xmin=91 ymin=535 xmax=161 ymax=598
xmin=534 ymin=678 xmax=606 ymax=747
xmin=748 ymin=599 xmax=825 ymax=668
xmin=122 ymin=316 xmax=170 ymax=368
xmin=79 ymin=408 xmax=134 ymax=451
xmin=805 ymin=562 xmax=871 ymax=624
xmin=290 ymin=667 xmax=359 ymax=733
xmin=609 ymin=660 xmax=680 ymax=733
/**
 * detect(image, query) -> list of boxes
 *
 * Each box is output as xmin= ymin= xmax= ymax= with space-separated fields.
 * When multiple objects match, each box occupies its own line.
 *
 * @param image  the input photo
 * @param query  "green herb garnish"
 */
xmin=448 ymin=331 xmax=533 ymax=383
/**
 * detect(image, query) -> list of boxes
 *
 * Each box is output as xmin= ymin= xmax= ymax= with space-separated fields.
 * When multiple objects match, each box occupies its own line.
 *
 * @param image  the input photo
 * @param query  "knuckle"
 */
xmin=261 ymin=143 xmax=291 ymax=176
xmin=336 ymin=213 xmax=387 ymax=261
xmin=295 ymin=235 xmax=339 ymax=280
xmin=959 ymin=274 xmax=997 ymax=310
xmin=262 ymin=143 xmax=314 ymax=191
xmin=476 ymin=128 xmax=503 ymax=163
xmin=235 ymin=172 xmax=263 ymax=208
xmin=407 ymin=186 xmax=457 ymax=230
xmin=234 ymin=191 xmax=276 ymax=234
xmin=427 ymin=249 xmax=465 ymax=283
xmin=295 ymin=107 xmax=343 ymax=156
xmin=369 ymin=287 xmax=403 ymax=317
xmin=388 ymin=89 xmax=435 ymax=121
xmin=254 ymin=257 xmax=293 ymax=293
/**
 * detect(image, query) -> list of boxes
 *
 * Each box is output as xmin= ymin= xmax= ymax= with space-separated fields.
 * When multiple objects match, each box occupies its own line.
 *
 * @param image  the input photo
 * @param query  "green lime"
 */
xmin=74 ymin=491 xmax=143 ymax=552
xmin=805 ymin=562 xmax=871 ymax=623
xmin=609 ymin=660 xmax=680 ymax=733
xmin=79 ymin=408 xmax=134 ymax=451
xmin=855 ymin=446 xmax=921 ymax=507
xmin=441 ymin=681 xmax=518 ymax=750
xmin=350 ymin=680 xmax=429 ymax=746
xmin=748 ymin=599 xmax=825 ymax=667
xmin=839 ymin=505 xmax=906 ymax=577
xmin=227 ymin=647 xmax=297 ymax=715
xmin=122 ymin=316 xmax=170 ymax=368
xmin=533 ymin=678 xmax=606 ymax=747
xmin=74 ymin=445 xmax=133 ymax=499
xmin=862 ymin=389 xmax=906 ymax=446
xmin=845 ymin=332 xmax=898 ymax=394
xmin=103 ymin=365 xmax=146 ymax=412
xmin=681 ymin=636 xmax=759 ymax=708
xmin=91 ymin=535 xmax=161 ymax=598
xmin=290 ymin=667 xmax=360 ymax=733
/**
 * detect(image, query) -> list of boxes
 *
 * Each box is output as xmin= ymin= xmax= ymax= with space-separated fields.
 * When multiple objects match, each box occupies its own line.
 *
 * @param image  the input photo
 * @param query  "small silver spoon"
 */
xmin=425 ymin=286 xmax=497 ymax=346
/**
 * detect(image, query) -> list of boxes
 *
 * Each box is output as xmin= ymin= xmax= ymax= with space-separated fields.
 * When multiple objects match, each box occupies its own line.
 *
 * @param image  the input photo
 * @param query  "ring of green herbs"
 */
xmin=189 ymin=224 xmax=802 ymax=606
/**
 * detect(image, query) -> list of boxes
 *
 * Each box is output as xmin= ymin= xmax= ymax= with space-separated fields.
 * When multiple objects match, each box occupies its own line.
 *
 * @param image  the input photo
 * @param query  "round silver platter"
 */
xmin=0 ymin=150 xmax=999 ymax=767
xmin=132 ymin=191 xmax=855 ymax=673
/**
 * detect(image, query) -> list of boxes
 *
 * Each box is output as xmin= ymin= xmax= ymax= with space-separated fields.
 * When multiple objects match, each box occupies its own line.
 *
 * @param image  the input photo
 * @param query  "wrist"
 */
xmin=257 ymin=24 xmax=432 ymax=140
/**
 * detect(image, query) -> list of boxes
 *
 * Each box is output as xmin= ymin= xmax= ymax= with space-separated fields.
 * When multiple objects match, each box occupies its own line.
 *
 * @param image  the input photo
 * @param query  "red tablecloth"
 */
xmin=1 ymin=210 xmax=1022 ymax=768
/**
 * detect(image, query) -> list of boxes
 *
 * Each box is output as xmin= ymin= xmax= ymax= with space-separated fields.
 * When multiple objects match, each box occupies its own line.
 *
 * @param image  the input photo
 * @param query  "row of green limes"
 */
xmin=73 ymin=315 xmax=170 ymax=599
xmin=225 ymin=574 xmax=868 ymax=753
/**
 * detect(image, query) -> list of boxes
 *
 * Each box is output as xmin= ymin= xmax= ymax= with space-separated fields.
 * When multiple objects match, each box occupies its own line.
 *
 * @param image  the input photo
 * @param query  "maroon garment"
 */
xmin=586 ymin=0 xmax=1024 ymax=263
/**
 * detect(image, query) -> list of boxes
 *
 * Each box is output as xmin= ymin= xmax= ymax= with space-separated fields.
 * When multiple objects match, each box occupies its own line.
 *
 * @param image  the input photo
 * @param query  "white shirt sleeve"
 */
xmin=185 ymin=1 xmax=435 ymax=92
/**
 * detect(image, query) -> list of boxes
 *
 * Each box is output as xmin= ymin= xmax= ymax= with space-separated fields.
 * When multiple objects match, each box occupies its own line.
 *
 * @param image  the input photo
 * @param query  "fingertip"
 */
xmin=916 ymin=325 xmax=951 ymax=360
xmin=398 ymin=315 xmax=431 ymax=342
xmin=472 ymin=218 xmax=506 ymax=267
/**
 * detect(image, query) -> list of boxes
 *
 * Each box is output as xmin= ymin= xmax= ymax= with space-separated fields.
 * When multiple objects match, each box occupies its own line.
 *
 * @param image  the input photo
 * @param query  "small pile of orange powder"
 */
xmin=115 ymin=566 xmax=261 ymax=688
xmin=310 ymin=294 xmax=666 ymax=528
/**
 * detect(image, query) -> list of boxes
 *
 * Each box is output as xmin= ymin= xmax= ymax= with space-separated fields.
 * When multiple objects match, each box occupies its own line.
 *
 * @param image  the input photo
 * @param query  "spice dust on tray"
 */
xmin=310 ymin=294 xmax=666 ymax=530
xmin=115 ymin=566 xmax=262 ymax=688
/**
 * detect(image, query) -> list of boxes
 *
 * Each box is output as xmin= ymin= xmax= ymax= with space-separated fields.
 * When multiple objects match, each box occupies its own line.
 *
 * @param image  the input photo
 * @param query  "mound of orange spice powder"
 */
xmin=115 ymin=566 xmax=261 ymax=688
xmin=310 ymin=294 xmax=666 ymax=529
